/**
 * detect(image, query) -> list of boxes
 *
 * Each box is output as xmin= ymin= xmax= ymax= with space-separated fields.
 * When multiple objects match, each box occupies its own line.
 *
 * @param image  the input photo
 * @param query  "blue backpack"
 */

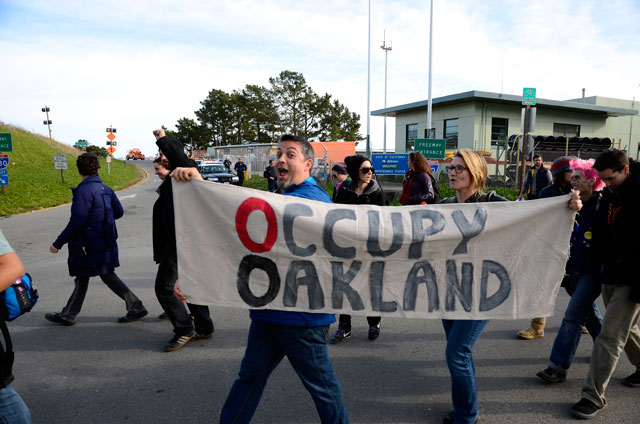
xmin=1 ymin=274 xmax=38 ymax=321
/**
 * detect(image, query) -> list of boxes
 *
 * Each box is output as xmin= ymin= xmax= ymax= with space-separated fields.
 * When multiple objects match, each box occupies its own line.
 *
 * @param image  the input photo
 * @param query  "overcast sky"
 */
xmin=1 ymin=0 xmax=639 ymax=157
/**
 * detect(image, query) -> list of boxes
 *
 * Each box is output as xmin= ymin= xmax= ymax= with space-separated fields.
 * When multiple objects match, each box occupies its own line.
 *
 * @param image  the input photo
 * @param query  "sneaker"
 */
xmin=194 ymin=332 xmax=214 ymax=340
xmin=368 ymin=323 xmax=381 ymax=341
xmin=536 ymin=367 xmax=567 ymax=383
xmin=164 ymin=332 xmax=195 ymax=352
xmin=517 ymin=327 xmax=544 ymax=340
xmin=624 ymin=370 xmax=640 ymax=388
xmin=330 ymin=328 xmax=351 ymax=344
xmin=582 ymin=326 xmax=589 ymax=335
xmin=570 ymin=398 xmax=603 ymax=419
xmin=45 ymin=312 xmax=75 ymax=326
xmin=442 ymin=411 xmax=454 ymax=424
xmin=117 ymin=309 xmax=148 ymax=323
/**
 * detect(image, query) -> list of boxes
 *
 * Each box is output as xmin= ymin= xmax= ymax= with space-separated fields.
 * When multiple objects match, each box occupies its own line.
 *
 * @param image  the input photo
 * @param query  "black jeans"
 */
xmin=337 ymin=315 xmax=380 ymax=333
xmin=60 ymin=272 xmax=146 ymax=321
xmin=155 ymin=248 xmax=214 ymax=336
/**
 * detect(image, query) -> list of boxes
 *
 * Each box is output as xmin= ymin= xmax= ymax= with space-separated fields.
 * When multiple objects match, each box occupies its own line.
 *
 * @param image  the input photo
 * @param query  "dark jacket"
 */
xmin=591 ymin=162 xmax=640 ymax=299
xmin=234 ymin=162 xmax=247 ymax=175
xmin=263 ymin=166 xmax=277 ymax=190
xmin=250 ymin=177 xmax=336 ymax=327
xmin=400 ymin=171 xmax=435 ymax=205
xmin=523 ymin=166 xmax=552 ymax=198
xmin=335 ymin=179 xmax=385 ymax=206
xmin=439 ymin=190 xmax=507 ymax=204
xmin=539 ymin=181 xmax=571 ymax=198
xmin=566 ymin=191 xmax=602 ymax=277
xmin=53 ymin=175 xmax=122 ymax=277
xmin=153 ymin=136 xmax=197 ymax=263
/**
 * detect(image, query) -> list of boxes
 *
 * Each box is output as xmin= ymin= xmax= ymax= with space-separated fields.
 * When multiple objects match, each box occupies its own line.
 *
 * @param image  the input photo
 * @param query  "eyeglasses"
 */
xmin=445 ymin=165 xmax=469 ymax=174
xmin=360 ymin=167 xmax=374 ymax=174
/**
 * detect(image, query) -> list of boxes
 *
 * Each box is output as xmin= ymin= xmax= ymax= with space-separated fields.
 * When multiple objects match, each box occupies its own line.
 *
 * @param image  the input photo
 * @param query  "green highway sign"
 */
xmin=0 ymin=133 xmax=12 ymax=152
xmin=523 ymin=87 xmax=536 ymax=105
xmin=415 ymin=138 xmax=446 ymax=159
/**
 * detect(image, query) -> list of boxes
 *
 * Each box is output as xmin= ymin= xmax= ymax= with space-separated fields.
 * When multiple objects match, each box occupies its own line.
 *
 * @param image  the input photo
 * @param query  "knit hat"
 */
xmin=551 ymin=156 xmax=572 ymax=176
xmin=344 ymin=155 xmax=369 ymax=181
xmin=332 ymin=163 xmax=348 ymax=175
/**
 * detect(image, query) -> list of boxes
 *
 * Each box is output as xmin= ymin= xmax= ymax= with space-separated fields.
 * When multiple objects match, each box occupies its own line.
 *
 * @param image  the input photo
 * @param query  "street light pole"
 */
xmin=41 ymin=106 xmax=52 ymax=140
xmin=366 ymin=0 xmax=371 ymax=158
xmin=381 ymin=31 xmax=392 ymax=154
xmin=427 ymin=0 xmax=434 ymax=140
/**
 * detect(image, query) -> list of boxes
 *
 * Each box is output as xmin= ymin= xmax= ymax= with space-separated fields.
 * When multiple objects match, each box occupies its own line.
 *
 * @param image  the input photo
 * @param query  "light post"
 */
xmin=366 ymin=0 xmax=371 ymax=158
xmin=41 ymin=106 xmax=52 ymax=140
xmin=381 ymin=31 xmax=392 ymax=154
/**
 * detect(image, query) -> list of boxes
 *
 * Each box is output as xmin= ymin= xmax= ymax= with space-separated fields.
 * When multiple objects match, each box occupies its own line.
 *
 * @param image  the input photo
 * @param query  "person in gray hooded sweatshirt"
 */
xmin=330 ymin=154 xmax=385 ymax=344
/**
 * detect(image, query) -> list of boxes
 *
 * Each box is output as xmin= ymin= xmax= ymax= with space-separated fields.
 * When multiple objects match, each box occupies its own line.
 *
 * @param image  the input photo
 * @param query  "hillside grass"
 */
xmin=0 ymin=123 xmax=143 ymax=217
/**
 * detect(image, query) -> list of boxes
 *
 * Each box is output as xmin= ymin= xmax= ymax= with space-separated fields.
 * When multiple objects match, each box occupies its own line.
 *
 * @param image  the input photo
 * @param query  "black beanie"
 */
xmin=344 ymin=155 xmax=369 ymax=181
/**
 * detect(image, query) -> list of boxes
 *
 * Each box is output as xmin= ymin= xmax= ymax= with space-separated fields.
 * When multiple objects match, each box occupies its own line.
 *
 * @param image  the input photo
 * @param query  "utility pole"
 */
xmin=381 ymin=31 xmax=392 ymax=154
xmin=519 ymin=105 xmax=531 ymax=193
xmin=427 ymin=0 xmax=434 ymax=140
xmin=366 ymin=0 xmax=372 ymax=157
xmin=42 ymin=106 xmax=52 ymax=140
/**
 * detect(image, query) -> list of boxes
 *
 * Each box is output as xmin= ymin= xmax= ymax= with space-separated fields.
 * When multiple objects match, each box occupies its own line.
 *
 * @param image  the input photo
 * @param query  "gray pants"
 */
xmin=60 ymin=272 xmax=145 ymax=321
xmin=582 ymin=285 xmax=640 ymax=407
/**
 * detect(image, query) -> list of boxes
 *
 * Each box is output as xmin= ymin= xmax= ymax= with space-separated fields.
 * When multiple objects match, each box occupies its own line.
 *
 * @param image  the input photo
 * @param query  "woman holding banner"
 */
xmin=439 ymin=149 xmax=506 ymax=424
xmin=399 ymin=151 xmax=436 ymax=205
xmin=330 ymin=154 xmax=385 ymax=344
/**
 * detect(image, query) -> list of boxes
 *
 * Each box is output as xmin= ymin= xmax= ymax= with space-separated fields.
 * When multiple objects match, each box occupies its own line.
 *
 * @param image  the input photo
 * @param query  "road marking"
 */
xmin=119 ymin=194 xmax=137 ymax=200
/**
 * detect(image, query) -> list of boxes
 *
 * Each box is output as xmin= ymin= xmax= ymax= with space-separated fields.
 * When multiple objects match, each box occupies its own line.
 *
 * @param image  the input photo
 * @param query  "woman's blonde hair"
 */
xmin=455 ymin=149 xmax=488 ymax=191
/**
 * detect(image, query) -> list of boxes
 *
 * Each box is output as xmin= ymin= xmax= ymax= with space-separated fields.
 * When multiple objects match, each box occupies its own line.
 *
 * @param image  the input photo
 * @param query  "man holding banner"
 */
xmin=172 ymin=134 xmax=349 ymax=424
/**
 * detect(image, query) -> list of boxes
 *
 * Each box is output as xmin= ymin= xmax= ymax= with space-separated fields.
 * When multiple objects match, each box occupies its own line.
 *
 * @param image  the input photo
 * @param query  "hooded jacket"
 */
xmin=335 ymin=179 xmax=385 ymax=206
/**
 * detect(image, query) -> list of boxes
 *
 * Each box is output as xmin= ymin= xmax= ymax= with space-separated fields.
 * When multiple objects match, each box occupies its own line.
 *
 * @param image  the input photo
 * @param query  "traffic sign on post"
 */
xmin=0 ymin=155 xmax=9 ymax=169
xmin=0 ymin=175 xmax=8 ymax=186
xmin=414 ymin=139 xmax=446 ymax=159
xmin=107 ymin=133 xmax=116 ymax=142
xmin=523 ymin=87 xmax=536 ymax=105
xmin=0 ymin=133 xmax=12 ymax=152
xmin=53 ymin=154 xmax=67 ymax=170
xmin=107 ymin=146 xmax=116 ymax=155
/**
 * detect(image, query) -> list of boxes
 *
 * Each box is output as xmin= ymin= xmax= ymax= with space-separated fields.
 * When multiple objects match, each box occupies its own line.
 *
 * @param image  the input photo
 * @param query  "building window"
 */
xmin=424 ymin=128 xmax=436 ymax=139
xmin=553 ymin=123 xmax=580 ymax=137
xmin=491 ymin=118 xmax=508 ymax=146
xmin=406 ymin=123 xmax=418 ymax=151
xmin=444 ymin=119 xmax=458 ymax=149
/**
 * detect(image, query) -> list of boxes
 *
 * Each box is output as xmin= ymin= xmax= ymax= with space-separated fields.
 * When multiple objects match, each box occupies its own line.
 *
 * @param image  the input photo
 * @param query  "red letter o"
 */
xmin=235 ymin=198 xmax=278 ymax=253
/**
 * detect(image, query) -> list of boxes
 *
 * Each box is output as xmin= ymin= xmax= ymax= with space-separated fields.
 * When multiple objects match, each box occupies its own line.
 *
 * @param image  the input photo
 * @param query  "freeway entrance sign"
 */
xmin=0 ymin=133 xmax=12 ymax=152
xmin=415 ymin=138 xmax=446 ymax=159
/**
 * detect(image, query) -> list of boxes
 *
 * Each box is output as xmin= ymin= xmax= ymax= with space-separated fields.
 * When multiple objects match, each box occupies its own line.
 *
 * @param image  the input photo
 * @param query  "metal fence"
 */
xmin=207 ymin=143 xmax=278 ymax=176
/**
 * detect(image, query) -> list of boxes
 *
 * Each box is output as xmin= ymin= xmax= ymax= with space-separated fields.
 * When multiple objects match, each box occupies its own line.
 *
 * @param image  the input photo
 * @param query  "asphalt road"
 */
xmin=1 ymin=161 xmax=638 ymax=423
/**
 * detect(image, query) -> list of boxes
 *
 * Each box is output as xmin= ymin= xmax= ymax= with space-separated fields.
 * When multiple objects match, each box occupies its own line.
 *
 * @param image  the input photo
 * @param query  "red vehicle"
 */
xmin=126 ymin=148 xmax=145 ymax=160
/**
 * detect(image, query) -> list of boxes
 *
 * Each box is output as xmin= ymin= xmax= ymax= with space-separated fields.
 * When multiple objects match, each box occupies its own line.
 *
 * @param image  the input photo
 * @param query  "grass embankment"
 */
xmin=243 ymin=174 xmax=519 ymax=201
xmin=0 ymin=123 xmax=142 ymax=217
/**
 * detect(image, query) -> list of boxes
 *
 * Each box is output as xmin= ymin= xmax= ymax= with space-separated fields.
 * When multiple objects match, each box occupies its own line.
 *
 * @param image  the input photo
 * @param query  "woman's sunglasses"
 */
xmin=360 ymin=167 xmax=374 ymax=174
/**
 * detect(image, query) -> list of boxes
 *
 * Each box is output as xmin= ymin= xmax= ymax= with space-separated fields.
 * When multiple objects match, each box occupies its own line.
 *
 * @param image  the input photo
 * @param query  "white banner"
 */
xmin=173 ymin=180 xmax=575 ymax=319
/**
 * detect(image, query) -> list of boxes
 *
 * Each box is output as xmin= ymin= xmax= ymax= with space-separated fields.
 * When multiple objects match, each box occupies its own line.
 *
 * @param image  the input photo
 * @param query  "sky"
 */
xmin=1 ymin=0 xmax=639 ymax=158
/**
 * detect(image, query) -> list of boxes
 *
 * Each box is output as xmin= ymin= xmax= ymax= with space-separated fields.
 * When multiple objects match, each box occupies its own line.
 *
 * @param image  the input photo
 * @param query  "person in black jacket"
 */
xmin=234 ymin=158 xmax=247 ymax=186
xmin=330 ymin=155 xmax=385 ymax=344
xmin=570 ymin=150 xmax=640 ymax=420
xmin=153 ymin=129 xmax=214 ymax=352
xmin=263 ymin=160 xmax=277 ymax=192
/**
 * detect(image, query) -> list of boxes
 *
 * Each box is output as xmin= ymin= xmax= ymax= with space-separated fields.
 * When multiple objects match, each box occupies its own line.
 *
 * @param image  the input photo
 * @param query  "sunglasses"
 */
xmin=445 ymin=165 xmax=469 ymax=174
xmin=360 ymin=167 xmax=374 ymax=174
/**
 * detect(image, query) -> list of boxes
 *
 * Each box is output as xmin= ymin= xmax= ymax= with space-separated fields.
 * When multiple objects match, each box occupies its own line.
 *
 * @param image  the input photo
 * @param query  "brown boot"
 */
xmin=517 ymin=317 xmax=546 ymax=339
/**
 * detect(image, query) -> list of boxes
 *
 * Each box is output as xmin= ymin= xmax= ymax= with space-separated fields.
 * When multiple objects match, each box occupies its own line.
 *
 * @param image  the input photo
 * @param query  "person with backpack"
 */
xmin=46 ymin=153 xmax=148 ymax=326
xmin=400 ymin=151 xmax=438 ymax=205
xmin=0 ymin=229 xmax=32 ymax=423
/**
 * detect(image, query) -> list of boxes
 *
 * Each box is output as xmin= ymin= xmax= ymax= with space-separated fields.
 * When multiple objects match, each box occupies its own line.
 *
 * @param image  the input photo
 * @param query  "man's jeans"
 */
xmin=60 ymin=272 xmax=145 ymax=321
xmin=220 ymin=320 xmax=349 ymax=424
xmin=442 ymin=319 xmax=489 ymax=424
xmin=0 ymin=385 xmax=31 ymax=424
xmin=582 ymin=284 xmax=640 ymax=408
xmin=549 ymin=273 xmax=603 ymax=372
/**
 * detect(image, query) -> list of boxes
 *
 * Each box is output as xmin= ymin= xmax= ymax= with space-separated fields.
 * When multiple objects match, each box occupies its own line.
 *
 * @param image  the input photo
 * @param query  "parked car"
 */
xmin=199 ymin=164 xmax=240 ymax=184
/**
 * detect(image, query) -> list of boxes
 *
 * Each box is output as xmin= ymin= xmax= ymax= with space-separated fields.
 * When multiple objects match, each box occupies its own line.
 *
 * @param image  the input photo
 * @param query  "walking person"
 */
xmin=570 ymin=149 xmax=640 ymax=419
xmin=234 ymin=157 xmax=247 ymax=186
xmin=223 ymin=157 xmax=232 ymax=171
xmin=400 ymin=151 xmax=437 ymax=205
xmin=518 ymin=154 xmax=552 ymax=200
xmin=330 ymin=154 xmax=385 ymax=344
xmin=330 ymin=163 xmax=350 ymax=202
xmin=517 ymin=155 xmax=574 ymax=340
xmin=263 ymin=159 xmax=277 ymax=192
xmin=536 ymin=158 xmax=604 ymax=384
xmin=46 ymin=153 xmax=147 ymax=326
xmin=439 ymin=149 xmax=583 ymax=424
xmin=153 ymin=129 xmax=214 ymax=352
xmin=172 ymin=134 xmax=349 ymax=424
xmin=0 ymin=229 xmax=32 ymax=423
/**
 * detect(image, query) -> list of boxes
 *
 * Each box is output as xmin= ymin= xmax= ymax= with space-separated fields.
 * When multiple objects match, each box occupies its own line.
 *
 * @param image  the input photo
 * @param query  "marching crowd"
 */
xmin=0 ymin=129 xmax=638 ymax=424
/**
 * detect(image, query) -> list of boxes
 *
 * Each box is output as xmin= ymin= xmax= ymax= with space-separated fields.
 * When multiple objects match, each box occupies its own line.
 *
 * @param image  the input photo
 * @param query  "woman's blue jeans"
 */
xmin=549 ymin=273 xmax=602 ymax=372
xmin=442 ymin=319 xmax=489 ymax=424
